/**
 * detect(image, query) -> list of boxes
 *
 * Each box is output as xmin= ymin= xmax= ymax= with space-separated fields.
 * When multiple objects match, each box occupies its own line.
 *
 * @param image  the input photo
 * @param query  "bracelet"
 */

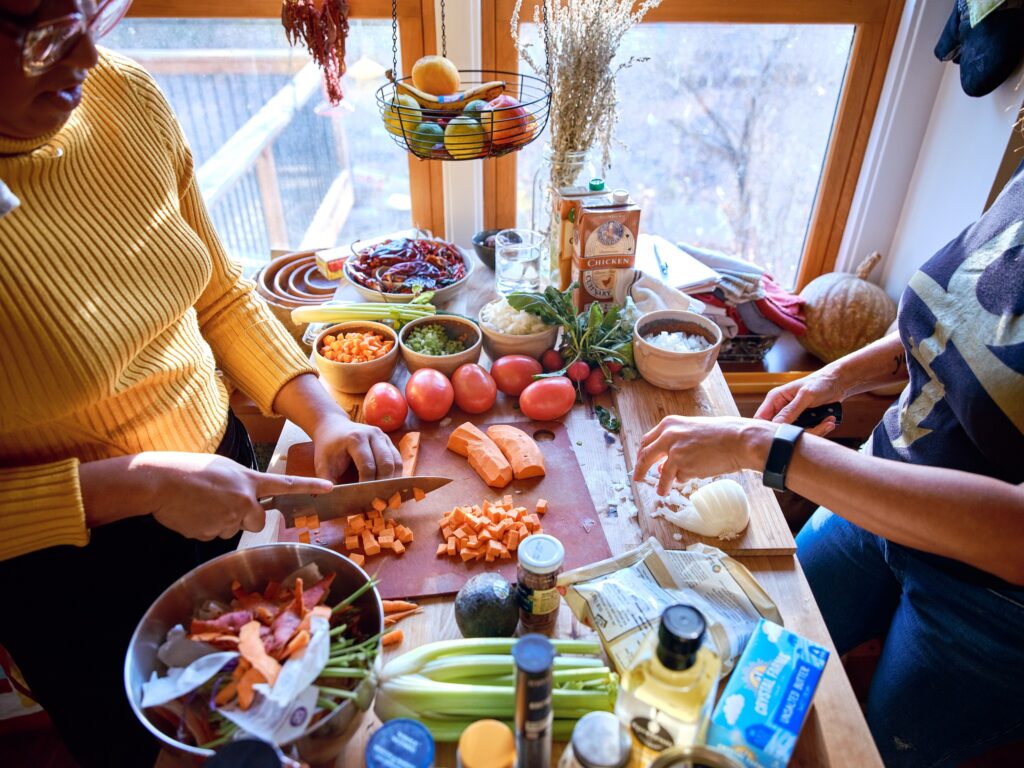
xmin=762 ymin=423 xmax=805 ymax=491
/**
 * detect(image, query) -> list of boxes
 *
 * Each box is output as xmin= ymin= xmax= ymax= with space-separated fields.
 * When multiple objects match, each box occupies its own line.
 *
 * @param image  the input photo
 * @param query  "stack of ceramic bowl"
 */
xmin=255 ymin=251 xmax=338 ymax=346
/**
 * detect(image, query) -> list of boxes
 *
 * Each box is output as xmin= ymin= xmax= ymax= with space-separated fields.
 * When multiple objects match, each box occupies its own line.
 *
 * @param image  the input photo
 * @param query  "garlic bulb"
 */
xmin=659 ymin=478 xmax=750 ymax=540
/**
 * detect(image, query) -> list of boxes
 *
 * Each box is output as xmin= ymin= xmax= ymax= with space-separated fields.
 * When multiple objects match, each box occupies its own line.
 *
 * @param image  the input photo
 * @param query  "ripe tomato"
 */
xmin=566 ymin=360 xmax=590 ymax=382
xmin=541 ymin=348 xmax=564 ymax=372
xmin=584 ymin=367 xmax=609 ymax=395
xmin=405 ymin=368 xmax=454 ymax=422
xmin=490 ymin=355 xmax=543 ymax=396
xmin=362 ymin=382 xmax=408 ymax=432
xmin=519 ymin=377 xmax=576 ymax=421
xmin=452 ymin=363 xmax=497 ymax=414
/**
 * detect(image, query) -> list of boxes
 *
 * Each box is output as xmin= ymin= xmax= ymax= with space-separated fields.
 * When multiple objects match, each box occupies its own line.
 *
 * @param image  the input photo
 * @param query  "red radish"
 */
xmin=606 ymin=361 xmax=623 ymax=374
xmin=541 ymin=349 xmax=564 ymax=372
xmin=584 ymin=368 xmax=609 ymax=395
xmin=566 ymin=361 xmax=590 ymax=382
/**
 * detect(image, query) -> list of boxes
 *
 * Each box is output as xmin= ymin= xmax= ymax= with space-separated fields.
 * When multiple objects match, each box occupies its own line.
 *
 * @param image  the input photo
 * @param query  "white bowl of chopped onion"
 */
xmin=633 ymin=310 xmax=723 ymax=390
xmin=478 ymin=298 xmax=559 ymax=361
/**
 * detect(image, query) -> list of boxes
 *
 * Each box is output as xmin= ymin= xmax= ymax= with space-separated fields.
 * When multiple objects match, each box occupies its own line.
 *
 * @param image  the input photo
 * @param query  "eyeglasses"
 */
xmin=0 ymin=0 xmax=132 ymax=76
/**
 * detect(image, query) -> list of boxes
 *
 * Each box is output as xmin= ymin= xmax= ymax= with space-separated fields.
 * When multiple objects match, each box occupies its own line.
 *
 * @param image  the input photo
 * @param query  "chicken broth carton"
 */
xmin=571 ymin=189 xmax=640 ymax=310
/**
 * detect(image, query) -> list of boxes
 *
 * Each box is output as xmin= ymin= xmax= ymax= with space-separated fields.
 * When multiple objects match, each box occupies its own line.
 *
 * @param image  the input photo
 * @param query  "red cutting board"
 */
xmin=276 ymin=420 xmax=613 ymax=600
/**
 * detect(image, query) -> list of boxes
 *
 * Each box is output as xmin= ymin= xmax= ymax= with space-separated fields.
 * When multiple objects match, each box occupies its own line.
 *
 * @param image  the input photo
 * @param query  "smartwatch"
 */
xmin=762 ymin=423 xmax=805 ymax=491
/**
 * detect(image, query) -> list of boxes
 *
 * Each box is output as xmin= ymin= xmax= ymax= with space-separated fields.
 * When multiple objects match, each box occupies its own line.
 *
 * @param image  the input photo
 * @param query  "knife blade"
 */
xmin=269 ymin=475 xmax=451 ymax=527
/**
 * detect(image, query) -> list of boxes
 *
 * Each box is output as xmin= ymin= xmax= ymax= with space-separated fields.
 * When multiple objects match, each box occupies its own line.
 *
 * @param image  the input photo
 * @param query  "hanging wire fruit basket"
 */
xmin=376 ymin=0 xmax=552 ymax=161
xmin=376 ymin=68 xmax=551 ymax=161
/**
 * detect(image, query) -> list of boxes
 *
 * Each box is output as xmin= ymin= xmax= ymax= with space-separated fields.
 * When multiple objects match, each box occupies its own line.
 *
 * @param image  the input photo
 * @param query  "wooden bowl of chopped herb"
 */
xmin=399 ymin=315 xmax=482 ymax=377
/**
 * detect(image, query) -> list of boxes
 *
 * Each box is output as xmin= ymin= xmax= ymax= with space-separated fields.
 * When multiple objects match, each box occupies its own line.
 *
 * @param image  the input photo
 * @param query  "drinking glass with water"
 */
xmin=495 ymin=229 xmax=545 ymax=295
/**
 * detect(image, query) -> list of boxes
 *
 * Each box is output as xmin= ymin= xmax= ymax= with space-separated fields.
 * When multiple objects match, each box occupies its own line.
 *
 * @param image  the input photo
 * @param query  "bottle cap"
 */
xmin=512 ymin=634 xmax=556 ymax=674
xmin=366 ymin=718 xmax=435 ymax=768
xmin=571 ymin=711 xmax=631 ymax=768
xmin=517 ymin=533 xmax=564 ymax=575
xmin=589 ymin=178 xmax=606 ymax=191
xmin=458 ymin=718 xmax=515 ymax=768
xmin=657 ymin=604 xmax=706 ymax=671
xmin=612 ymin=188 xmax=629 ymax=204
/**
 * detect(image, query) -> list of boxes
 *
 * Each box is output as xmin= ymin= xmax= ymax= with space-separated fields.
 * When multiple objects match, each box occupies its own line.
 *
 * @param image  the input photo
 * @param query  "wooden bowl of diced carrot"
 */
xmin=314 ymin=321 xmax=400 ymax=394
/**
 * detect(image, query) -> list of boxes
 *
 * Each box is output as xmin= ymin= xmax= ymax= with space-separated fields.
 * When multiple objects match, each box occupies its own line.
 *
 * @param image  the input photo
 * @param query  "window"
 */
xmin=483 ymin=0 xmax=904 ymax=289
xmin=120 ymin=1 xmax=441 ymax=275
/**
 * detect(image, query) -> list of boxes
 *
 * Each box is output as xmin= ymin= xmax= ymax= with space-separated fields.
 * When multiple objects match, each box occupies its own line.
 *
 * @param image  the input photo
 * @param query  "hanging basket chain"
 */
xmin=541 ymin=0 xmax=552 ymax=86
xmin=390 ymin=0 xmax=399 ymax=76
xmin=440 ymin=0 xmax=447 ymax=58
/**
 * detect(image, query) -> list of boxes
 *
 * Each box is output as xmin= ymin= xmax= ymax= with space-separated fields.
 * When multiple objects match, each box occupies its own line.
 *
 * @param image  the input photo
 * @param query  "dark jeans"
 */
xmin=797 ymin=508 xmax=1024 ymax=767
xmin=0 ymin=412 xmax=257 ymax=768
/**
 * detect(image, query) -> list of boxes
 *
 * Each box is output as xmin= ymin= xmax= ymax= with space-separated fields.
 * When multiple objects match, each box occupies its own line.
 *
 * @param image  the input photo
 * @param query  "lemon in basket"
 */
xmin=444 ymin=116 xmax=486 ymax=159
xmin=383 ymin=94 xmax=422 ymax=138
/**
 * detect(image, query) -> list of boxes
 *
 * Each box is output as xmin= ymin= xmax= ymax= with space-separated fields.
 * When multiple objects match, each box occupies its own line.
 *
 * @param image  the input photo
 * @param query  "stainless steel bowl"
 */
xmin=124 ymin=543 xmax=383 ymax=763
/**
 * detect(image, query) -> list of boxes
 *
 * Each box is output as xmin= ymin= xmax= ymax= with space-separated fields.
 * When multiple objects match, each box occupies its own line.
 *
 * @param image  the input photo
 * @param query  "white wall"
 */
xmin=879 ymin=66 xmax=1023 ymax=297
xmin=838 ymin=0 xmax=1024 ymax=300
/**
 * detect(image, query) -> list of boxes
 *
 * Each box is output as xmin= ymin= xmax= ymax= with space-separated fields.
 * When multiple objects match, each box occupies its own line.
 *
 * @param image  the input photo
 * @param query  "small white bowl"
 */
xmin=633 ymin=310 xmax=723 ymax=390
xmin=399 ymin=315 xmax=483 ymax=377
xmin=477 ymin=299 xmax=559 ymax=361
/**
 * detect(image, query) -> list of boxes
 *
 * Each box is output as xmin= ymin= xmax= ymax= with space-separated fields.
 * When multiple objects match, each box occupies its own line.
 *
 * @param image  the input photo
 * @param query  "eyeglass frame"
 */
xmin=0 ymin=0 xmax=127 ymax=77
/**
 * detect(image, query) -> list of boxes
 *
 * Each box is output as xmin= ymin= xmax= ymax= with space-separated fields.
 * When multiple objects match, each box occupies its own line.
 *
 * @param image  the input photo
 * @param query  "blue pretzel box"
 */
xmin=706 ymin=619 xmax=830 ymax=768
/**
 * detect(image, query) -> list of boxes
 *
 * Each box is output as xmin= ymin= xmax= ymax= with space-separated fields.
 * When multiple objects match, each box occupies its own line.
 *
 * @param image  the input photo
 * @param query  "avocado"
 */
xmin=454 ymin=573 xmax=519 ymax=638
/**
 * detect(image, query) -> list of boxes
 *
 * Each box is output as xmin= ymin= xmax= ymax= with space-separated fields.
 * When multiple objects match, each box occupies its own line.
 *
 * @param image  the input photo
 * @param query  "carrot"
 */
xmin=384 ymin=607 xmax=421 ymax=626
xmin=237 ymin=667 xmax=266 ymax=711
xmin=382 ymin=599 xmax=419 ymax=613
xmin=382 ymin=629 xmax=404 ymax=647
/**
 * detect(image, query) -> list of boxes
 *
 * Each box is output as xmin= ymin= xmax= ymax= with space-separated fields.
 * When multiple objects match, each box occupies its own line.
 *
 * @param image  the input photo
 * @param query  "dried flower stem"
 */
xmin=511 ymin=0 xmax=662 ymax=181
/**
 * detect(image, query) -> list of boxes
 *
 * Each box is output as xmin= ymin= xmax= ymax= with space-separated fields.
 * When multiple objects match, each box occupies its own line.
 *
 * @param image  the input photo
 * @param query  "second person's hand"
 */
xmin=754 ymin=369 xmax=845 ymax=437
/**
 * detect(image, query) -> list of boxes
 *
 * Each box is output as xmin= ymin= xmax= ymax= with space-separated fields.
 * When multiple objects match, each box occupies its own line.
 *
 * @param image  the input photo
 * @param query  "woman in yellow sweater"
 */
xmin=0 ymin=2 xmax=402 ymax=764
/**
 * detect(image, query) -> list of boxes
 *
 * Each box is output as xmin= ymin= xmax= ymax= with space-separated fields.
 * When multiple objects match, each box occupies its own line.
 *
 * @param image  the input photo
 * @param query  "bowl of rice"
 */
xmin=478 ymin=298 xmax=559 ymax=361
xmin=633 ymin=310 xmax=723 ymax=390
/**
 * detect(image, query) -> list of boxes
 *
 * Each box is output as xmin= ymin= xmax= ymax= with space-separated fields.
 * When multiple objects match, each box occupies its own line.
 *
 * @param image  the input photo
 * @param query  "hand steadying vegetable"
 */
xmin=274 ymin=375 xmax=403 ymax=482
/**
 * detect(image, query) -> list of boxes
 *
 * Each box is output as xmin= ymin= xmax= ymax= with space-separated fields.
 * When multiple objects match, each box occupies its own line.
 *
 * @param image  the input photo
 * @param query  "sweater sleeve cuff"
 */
xmin=212 ymin=316 xmax=317 ymax=416
xmin=0 ymin=459 xmax=89 ymax=561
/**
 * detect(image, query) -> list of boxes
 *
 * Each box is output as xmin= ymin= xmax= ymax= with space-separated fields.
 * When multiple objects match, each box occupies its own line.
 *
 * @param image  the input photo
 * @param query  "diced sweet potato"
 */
xmin=298 ymin=531 xmax=311 ymax=544
xmin=397 ymin=526 xmax=414 ymax=544
xmin=535 ymin=499 xmax=548 ymax=515
xmin=378 ymin=534 xmax=394 ymax=548
xmin=350 ymin=553 xmax=365 ymax=567
xmin=392 ymin=540 xmax=406 ymax=555
xmin=447 ymin=536 xmax=457 ymax=556
xmin=293 ymin=515 xmax=308 ymax=529
xmin=399 ymin=432 xmax=420 ymax=477
xmin=347 ymin=514 xmax=366 ymax=532
xmin=344 ymin=535 xmax=359 ymax=551
xmin=414 ymin=487 xmax=425 ymax=501
xmin=306 ymin=514 xmax=320 ymax=529
xmin=436 ymin=543 xmax=448 ymax=556
xmin=388 ymin=492 xmax=402 ymax=510
xmin=371 ymin=497 xmax=387 ymax=512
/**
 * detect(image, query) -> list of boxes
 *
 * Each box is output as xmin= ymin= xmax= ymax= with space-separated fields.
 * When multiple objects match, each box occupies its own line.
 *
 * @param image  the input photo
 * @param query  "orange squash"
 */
xmin=486 ymin=425 xmax=545 ymax=480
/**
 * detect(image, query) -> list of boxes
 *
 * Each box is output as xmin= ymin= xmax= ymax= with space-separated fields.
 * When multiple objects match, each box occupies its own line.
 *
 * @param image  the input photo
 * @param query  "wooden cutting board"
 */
xmin=275 ymin=418 xmax=613 ymax=599
xmin=612 ymin=368 xmax=795 ymax=555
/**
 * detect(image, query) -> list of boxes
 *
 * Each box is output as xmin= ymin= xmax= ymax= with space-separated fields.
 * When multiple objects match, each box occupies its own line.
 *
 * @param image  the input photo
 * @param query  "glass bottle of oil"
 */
xmin=615 ymin=604 xmax=722 ymax=767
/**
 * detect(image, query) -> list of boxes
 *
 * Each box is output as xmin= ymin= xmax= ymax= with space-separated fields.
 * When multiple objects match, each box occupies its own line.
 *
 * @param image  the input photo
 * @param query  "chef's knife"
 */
xmin=265 ymin=475 xmax=451 ymax=527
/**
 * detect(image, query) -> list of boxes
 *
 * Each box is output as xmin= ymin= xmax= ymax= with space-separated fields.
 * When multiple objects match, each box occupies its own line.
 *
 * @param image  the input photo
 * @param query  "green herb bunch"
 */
xmin=507 ymin=283 xmax=639 ymax=385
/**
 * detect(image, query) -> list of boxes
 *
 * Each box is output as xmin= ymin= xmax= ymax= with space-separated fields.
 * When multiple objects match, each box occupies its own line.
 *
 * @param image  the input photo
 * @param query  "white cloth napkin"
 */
xmin=614 ymin=269 xmax=706 ymax=314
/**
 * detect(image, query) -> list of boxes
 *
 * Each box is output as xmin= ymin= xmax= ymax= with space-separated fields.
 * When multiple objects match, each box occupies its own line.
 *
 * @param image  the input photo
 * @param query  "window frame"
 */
xmin=481 ymin=0 xmax=905 ymax=290
xmin=126 ymin=0 xmax=447 ymax=238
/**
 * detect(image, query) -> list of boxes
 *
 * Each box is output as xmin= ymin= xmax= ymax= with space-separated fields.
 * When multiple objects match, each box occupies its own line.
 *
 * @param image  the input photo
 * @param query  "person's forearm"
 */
xmin=742 ymin=422 xmax=1024 ymax=584
xmin=79 ymin=456 xmax=158 ymax=528
xmin=273 ymin=374 xmax=350 ymax=437
xmin=827 ymin=332 xmax=908 ymax=398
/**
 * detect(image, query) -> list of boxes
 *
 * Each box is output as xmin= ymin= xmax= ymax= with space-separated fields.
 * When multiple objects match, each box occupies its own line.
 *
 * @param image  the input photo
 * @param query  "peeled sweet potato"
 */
xmin=486 ymin=425 xmax=545 ymax=480
xmin=446 ymin=422 xmax=489 ymax=457
xmin=399 ymin=432 xmax=420 ymax=476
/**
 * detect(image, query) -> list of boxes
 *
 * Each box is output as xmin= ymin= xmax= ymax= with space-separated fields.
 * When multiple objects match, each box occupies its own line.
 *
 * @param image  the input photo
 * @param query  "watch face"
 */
xmin=763 ymin=424 xmax=804 ymax=491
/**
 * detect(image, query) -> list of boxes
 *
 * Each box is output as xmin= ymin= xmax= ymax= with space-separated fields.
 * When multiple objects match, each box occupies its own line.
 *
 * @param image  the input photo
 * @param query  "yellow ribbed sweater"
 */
xmin=0 ymin=51 xmax=315 ymax=560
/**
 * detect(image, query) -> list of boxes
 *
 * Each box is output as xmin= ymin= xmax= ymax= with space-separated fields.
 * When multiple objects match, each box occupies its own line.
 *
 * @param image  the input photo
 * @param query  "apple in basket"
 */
xmin=483 ymin=94 xmax=528 ymax=148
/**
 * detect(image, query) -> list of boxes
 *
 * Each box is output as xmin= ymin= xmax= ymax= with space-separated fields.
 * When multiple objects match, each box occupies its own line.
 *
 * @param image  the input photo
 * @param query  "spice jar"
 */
xmin=457 ymin=718 xmax=516 ymax=768
xmin=558 ymin=711 xmax=631 ymax=768
xmin=516 ymin=534 xmax=565 ymax=635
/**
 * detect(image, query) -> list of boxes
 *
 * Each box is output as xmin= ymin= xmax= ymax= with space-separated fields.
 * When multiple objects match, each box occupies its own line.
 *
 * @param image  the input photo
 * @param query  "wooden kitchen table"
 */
xmin=235 ymin=264 xmax=883 ymax=768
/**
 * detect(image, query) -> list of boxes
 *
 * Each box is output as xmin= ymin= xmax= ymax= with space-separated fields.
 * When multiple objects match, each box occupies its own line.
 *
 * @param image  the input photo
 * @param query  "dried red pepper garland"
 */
xmin=281 ymin=0 xmax=351 ymax=104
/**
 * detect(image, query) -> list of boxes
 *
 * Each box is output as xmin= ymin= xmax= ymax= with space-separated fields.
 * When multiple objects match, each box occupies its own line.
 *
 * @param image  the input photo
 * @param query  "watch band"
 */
xmin=763 ymin=423 xmax=805 ymax=491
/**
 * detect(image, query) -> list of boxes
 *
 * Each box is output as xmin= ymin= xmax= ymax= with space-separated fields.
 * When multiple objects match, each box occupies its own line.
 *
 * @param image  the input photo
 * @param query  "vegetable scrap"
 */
xmin=435 ymin=496 xmax=547 ymax=564
xmin=319 ymin=331 xmax=394 ymax=363
xmin=281 ymin=0 xmax=350 ymax=105
xmin=141 ymin=569 xmax=381 ymax=749
xmin=347 ymin=238 xmax=466 ymax=294
xmin=595 ymin=405 xmax=621 ymax=434
xmin=378 ymin=599 xmax=422 ymax=649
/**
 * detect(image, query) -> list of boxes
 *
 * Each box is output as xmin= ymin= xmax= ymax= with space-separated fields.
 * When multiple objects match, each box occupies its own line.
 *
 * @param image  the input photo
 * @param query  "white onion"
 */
xmin=658 ymin=478 xmax=749 ymax=540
